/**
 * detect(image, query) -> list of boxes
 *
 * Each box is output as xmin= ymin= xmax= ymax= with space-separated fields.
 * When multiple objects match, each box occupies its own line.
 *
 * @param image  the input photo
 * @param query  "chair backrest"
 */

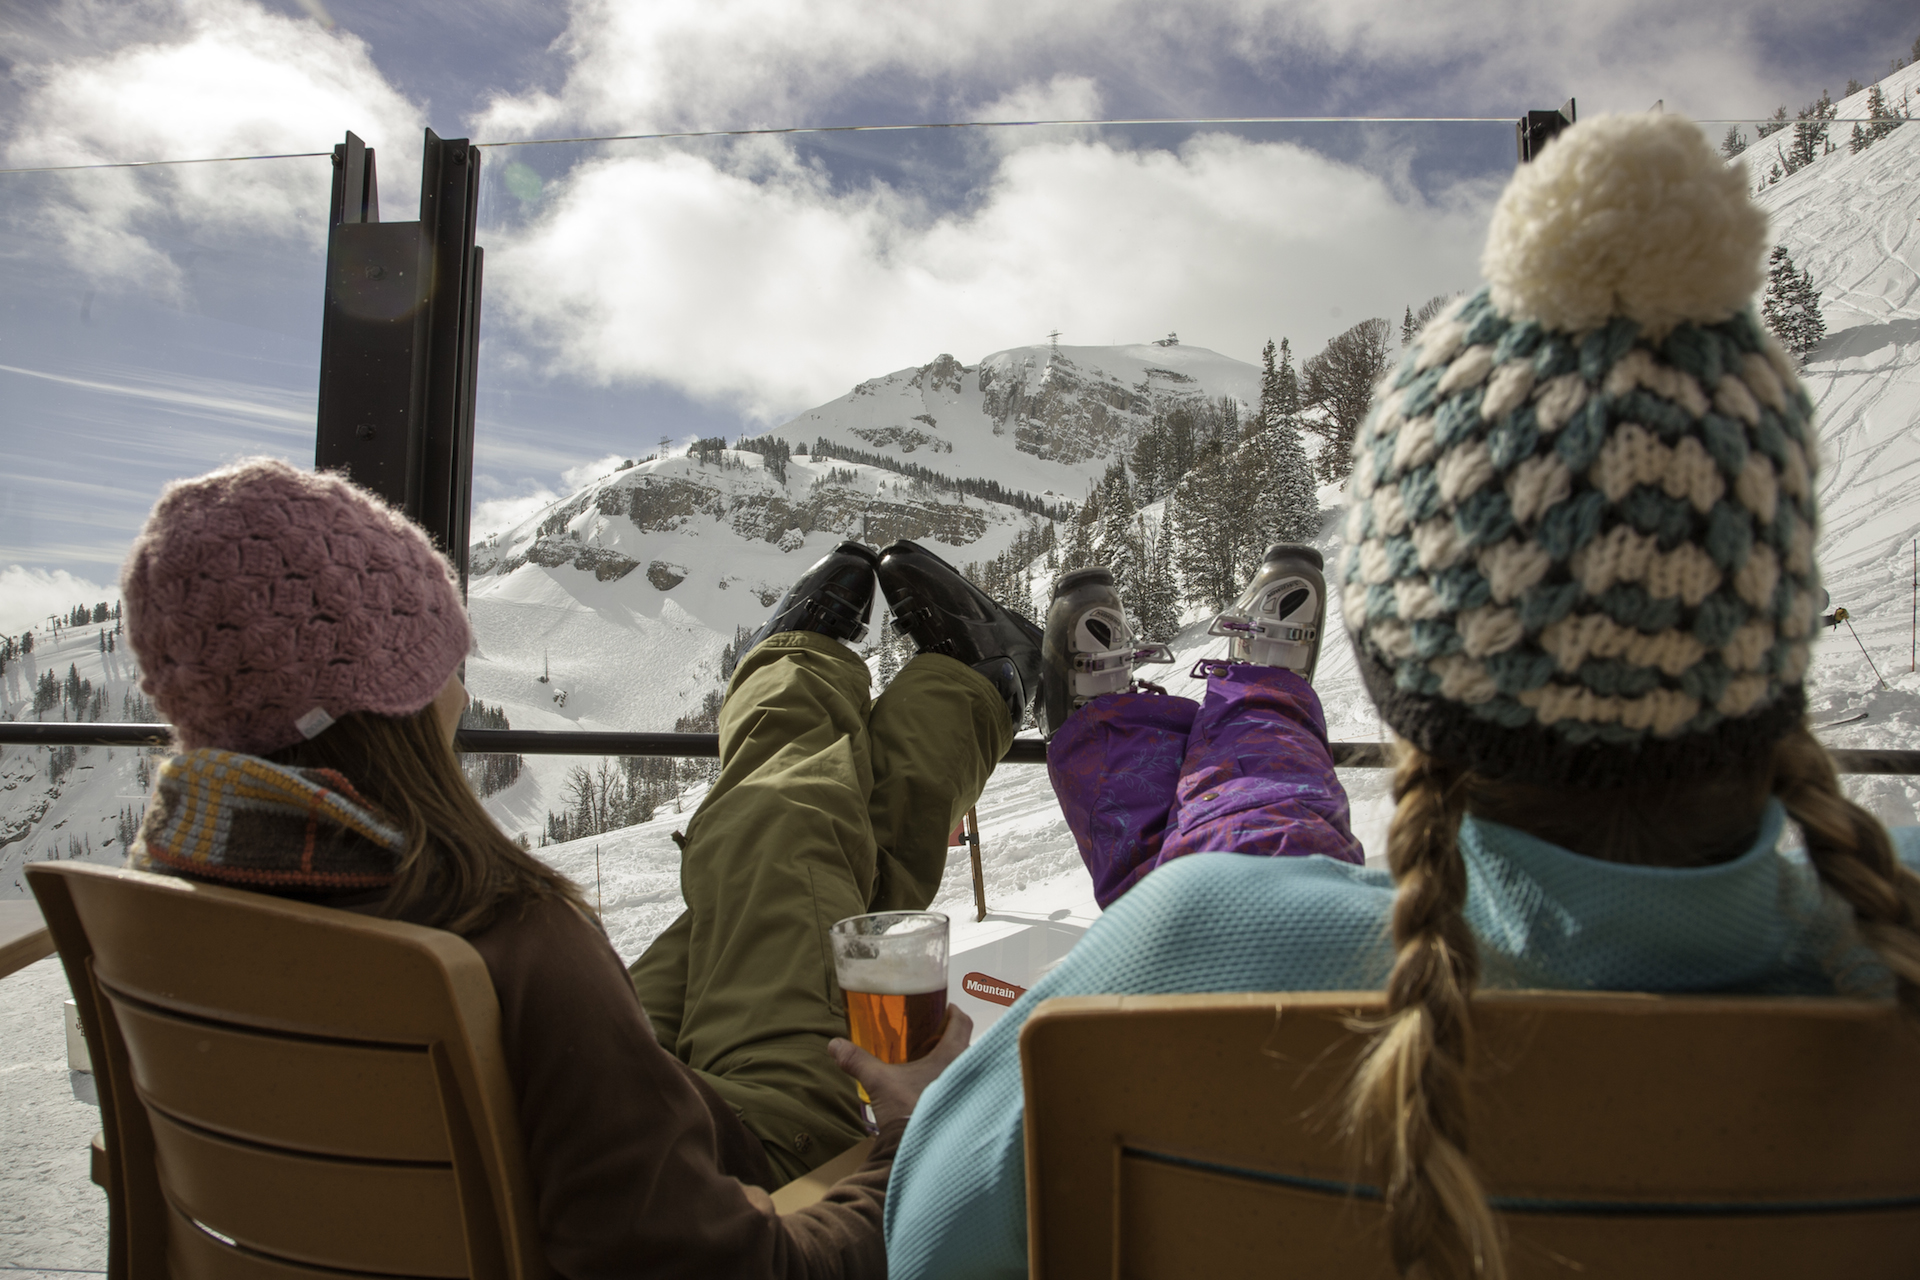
xmin=28 ymin=861 xmax=549 ymax=1280
xmin=1021 ymin=990 xmax=1920 ymax=1280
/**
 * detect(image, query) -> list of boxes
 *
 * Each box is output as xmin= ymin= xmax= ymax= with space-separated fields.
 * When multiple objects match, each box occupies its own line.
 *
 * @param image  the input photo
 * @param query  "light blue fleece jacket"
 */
xmin=884 ymin=804 xmax=1920 ymax=1279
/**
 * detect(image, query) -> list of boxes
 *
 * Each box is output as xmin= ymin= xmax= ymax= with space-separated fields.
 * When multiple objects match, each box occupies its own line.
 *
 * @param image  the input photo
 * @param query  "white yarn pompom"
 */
xmin=1482 ymin=113 xmax=1768 ymax=336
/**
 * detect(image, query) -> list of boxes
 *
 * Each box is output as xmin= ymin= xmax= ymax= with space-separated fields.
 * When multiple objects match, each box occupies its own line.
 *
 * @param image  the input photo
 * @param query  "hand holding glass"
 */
xmin=830 ymin=912 xmax=949 ymax=1064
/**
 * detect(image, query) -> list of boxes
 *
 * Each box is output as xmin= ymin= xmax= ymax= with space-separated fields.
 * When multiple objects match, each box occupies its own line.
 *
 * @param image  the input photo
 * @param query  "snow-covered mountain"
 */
xmin=778 ymin=340 xmax=1259 ymax=480
xmin=448 ymin=339 xmax=1261 ymax=844
xmin=0 ymin=339 xmax=1259 ymax=894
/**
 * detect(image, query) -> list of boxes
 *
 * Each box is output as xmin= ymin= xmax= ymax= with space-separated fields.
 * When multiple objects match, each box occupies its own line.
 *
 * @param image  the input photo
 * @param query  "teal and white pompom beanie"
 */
xmin=1341 ymin=112 xmax=1820 ymax=787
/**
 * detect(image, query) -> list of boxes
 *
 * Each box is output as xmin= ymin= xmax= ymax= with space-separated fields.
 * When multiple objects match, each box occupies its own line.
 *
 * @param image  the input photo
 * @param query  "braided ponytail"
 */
xmin=1347 ymin=743 xmax=1504 ymax=1280
xmin=1773 ymin=725 xmax=1920 ymax=1012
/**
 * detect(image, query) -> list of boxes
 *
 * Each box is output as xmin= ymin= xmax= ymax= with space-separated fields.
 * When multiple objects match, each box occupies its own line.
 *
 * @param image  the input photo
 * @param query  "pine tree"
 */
xmin=1252 ymin=338 xmax=1319 ymax=547
xmin=1786 ymin=90 xmax=1835 ymax=172
xmin=1400 ymin=307 xmax=1416 ymax=347
xmin=1131 ymin=514 xmax=1181 ymax=642
xmin=1720 ymin=126 xmax=1747 ymax=158
xmin=1169 ymin=456 xmax=1243 ymax=611
xmin=1866 ymin=83 xmax=1904 ymax=144
xmin=1762 ymin=245 xmax=1826 ymax=356
xmin=1059 ymin=494 xmax=1098 ymax=578
xmin=1756 ymin=106 xmax=1789 ymax=138
xmin=1092 ymin=463 xmax=1141 ymax=598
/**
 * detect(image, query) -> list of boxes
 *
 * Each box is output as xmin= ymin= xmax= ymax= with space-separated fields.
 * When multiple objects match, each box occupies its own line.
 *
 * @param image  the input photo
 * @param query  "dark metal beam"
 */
xmin=1517 ymin=98 xmax=1576 ymax=163
xmin=417 ymin=130 xmax=484 ymax=587
xmin=314 ymin=129 xmax=483 ymax=588
xmin=5 ymin=723 xmax=1918 ymax=775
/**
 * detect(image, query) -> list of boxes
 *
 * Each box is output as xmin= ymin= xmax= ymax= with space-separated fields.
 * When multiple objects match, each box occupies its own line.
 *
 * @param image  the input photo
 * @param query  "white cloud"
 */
xmin=974 ymin=75 xmax=1103 ymax=125
xmin=4 ymin=0 xmax=423 ymax=296
xmin=560 ymin=453 xmax=633 ymax=491
xmin=468 ymin=453 xmax=643 ymax=541
xmin=471 ymin=488 xmax=561 ymax=540
xmin=0 ymin=566 xmax=117 ymax=636
xmin=0 ymin=363 xmax=311 ymax=430
xmin=471 ymin=0 xmax=1823 ymax=143
xmin=487 ymin=130 xmax=1490 ymax=419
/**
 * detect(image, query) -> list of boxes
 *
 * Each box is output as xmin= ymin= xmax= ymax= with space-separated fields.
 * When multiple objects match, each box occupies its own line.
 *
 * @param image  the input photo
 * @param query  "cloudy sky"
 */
xmin=0 ymin=0 xmax=1906 ymax=630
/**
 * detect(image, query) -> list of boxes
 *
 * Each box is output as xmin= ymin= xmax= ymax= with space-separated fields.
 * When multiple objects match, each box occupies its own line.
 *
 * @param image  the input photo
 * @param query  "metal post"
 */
xmin=417 ymin=131 xmax=484 ymax=589
xmin=1517 ymin=99 xmax=1577 ymax=163
xmin=966 ymin=806 xmax=987 ymax=922
xmin=314 ymin=129 xmax=484 ymax=590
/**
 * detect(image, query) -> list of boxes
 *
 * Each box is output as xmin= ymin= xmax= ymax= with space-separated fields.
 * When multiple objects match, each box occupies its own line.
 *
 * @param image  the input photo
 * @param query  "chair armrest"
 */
xmin=0 ymin=900 xmax=53 ymax=981
xmin=768 ymin=1137 xmax=876 ymax=1214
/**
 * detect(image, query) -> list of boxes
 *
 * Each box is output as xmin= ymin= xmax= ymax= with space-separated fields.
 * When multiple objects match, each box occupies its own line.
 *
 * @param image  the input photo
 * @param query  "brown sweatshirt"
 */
xmin=464 ymin=896 xmax=902 ymax=1280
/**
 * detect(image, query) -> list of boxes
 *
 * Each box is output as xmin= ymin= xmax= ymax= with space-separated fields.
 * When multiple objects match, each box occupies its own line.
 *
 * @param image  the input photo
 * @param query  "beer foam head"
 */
xmin=829 ymin=911 xmax=948 ymax=992
xmin=834 ymin=954 xmax=946 ymax=995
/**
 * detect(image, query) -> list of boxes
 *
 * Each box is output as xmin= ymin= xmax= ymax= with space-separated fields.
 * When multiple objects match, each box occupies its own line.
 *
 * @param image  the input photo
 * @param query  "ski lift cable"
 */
xmin=467 ymin=115 xmax=1895 ymax=151
xmin=0 ymin=112 xmax=1893 ymax=175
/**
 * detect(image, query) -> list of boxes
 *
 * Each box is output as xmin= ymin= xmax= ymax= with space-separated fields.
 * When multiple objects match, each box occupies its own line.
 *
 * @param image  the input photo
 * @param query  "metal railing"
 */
xmin=4 ymin=722 xmax=1918 ymax=774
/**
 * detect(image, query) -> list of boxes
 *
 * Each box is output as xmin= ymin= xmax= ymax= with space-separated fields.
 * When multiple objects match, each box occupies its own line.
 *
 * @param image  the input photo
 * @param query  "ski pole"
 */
xmin=1843 ymin=616 xmax=1891 ymax=690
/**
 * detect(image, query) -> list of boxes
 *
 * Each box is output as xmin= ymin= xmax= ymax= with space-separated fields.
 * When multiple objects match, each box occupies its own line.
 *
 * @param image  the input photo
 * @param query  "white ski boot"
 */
xmin=1207 ymin=544 xmax=1325 ymax=680
xmin=1037 ymin=567 xmax=1173 ymax=739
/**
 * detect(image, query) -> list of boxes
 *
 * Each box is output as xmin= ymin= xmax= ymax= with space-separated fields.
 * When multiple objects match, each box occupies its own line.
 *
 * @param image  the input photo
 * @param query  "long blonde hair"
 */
xmin=268 ymin=703 xmax=590 ymax=936
xmin=1348 ymin=723 xmax=1920 ymax=1279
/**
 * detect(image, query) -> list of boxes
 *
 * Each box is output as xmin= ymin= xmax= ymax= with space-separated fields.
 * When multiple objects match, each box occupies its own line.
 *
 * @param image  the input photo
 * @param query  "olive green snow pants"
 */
xmin=628 ymin=630 xmax=1012 ymax=1182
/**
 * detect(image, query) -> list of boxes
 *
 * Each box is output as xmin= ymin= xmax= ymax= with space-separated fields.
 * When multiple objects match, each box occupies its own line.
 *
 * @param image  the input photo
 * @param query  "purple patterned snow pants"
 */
xmin=1047 ymin=664 xmax=1362 ymax=908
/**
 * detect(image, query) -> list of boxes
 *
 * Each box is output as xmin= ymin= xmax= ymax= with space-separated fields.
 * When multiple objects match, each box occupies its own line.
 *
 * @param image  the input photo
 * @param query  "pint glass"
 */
xmin=829 ymin=911 xmax=949 ymax=1064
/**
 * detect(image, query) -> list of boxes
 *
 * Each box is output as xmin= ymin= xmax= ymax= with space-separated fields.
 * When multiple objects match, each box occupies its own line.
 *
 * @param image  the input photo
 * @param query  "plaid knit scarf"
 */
xmin=131 ymin=749 xmax=405 ymax=891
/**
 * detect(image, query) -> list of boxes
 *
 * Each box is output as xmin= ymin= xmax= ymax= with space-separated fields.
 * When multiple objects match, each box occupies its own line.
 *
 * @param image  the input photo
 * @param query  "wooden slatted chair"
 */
xmin=29 ymin=861 xmax=550 ymax=1280
xmin=1021 ymin=990 xmax=1920 ymax=1280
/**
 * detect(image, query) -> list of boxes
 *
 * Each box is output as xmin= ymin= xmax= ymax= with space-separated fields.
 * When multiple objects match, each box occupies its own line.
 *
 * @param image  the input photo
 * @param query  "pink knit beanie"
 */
xmin=122 ymin=458 xmax=472 ymax=755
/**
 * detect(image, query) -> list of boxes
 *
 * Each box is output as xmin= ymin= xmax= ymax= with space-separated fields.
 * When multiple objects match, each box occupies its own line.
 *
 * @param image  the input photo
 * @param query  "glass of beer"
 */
xmin=830 ymin=911 xmax=949 ymax=1064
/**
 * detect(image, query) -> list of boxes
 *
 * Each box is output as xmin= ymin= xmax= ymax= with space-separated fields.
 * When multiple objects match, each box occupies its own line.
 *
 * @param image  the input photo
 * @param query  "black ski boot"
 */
xmin=1037 ymin=567 xmax=1173 ymax=739
xmin=1207 ymin=543 xmax=1325 ymax=680
xmin=876 ymin=539 xmax=1044 ymax=728
xmin=747 ymin=541 xmax=879 ymax=651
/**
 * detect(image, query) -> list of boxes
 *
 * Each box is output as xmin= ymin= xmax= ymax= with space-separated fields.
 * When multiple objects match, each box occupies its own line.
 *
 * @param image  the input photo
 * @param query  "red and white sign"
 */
xmin=961 ymin=971 xmax=1026 ymax=1007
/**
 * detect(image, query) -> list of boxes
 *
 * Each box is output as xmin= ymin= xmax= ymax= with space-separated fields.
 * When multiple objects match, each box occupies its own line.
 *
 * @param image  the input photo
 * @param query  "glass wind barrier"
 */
xmin=457 ymin=119 xmax=1518 ymax=910
xmin=3 ymin=119 xmax=1918 ymax=897
xmin=4 ymin=110 xmax=1918 ymax=1269
xmin=0 ymin=155 xmax=335 ymax=897
xmin=2 ymin=118 xmax=1916 ymax=894
xmin=0 ymin=153 xmax=334 ymax=1275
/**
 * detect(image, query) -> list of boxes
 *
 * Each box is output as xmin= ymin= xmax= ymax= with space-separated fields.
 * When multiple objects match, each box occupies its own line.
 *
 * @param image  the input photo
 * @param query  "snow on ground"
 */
xmin=1753 ymin=70 xmax=1920 ymax=826
xmin=1 ymin=623 xmax=158 ymax=902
